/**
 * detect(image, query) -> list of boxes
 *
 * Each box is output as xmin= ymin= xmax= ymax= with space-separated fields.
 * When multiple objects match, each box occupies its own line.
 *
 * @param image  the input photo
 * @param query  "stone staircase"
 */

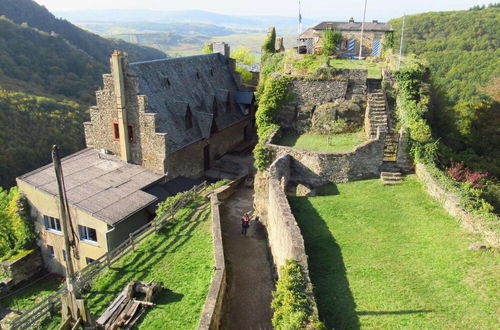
xmin=367 ymin=80 xmax=388 ymax=139
xmin=367 ymin=79 xmax=404 ymax=185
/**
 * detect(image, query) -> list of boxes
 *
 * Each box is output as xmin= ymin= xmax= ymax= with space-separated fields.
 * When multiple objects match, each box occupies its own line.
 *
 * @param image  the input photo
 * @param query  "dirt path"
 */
xmin=220 ymin=186 xmax=274 ymax=330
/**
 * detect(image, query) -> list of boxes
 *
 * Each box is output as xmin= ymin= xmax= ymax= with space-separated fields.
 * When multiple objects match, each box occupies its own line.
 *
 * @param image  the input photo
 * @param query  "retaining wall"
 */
xmin=268 ymin=128 xmax=386 ymax=187
xmin=198 ymin=178 xmax=244 ymax=330
xmin=415 ymin=163 xmax=499 ymax=248
xmin=0 ymin=249 xmax=43 ymax=292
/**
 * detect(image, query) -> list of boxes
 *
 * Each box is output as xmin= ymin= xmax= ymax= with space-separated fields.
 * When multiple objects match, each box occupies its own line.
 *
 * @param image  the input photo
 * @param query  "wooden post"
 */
xmin=130 ymin=234 xmax=135 ymax=251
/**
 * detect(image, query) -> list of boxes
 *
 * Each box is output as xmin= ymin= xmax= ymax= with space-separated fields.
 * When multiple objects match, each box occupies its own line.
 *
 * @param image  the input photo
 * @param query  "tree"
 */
xmin=322 ymin=29 xmax=341 ymax=56
xmin=262 ymin=27 xmax=276 ymax=54
xmin=231 ymin=46 xmax=256 ymax=65
xmin=202 ymin=43 xmax=213 ymax=54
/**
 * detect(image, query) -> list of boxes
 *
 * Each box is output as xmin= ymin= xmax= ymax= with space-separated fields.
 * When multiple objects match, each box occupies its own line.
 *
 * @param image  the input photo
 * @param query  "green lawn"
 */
xmin=289 ymin=176 xmax=499 ymax=329
xmin=0 ymin=275 xmax=62 ymax=311
xmin=329 ymin=59 xmax=382 ymax=79
xmin=83 ymin=201 xmax=214 ymax=329
xmin=278 ymin=132 xmax=366 ymax=152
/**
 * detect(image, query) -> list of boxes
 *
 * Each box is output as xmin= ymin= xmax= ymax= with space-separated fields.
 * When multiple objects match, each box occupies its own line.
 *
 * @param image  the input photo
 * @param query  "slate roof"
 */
xmin=129 ymin=53 xmax=252 ymax=153
xmin=17 ymin=148 xmax=165 ymax=226
xmin=313 ymin=21 xmax=392 ymax=32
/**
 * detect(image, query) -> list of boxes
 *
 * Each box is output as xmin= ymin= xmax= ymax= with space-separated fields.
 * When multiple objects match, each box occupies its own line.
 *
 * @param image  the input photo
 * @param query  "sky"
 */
xmin=34 ymin=0 xmax=492 ymax=20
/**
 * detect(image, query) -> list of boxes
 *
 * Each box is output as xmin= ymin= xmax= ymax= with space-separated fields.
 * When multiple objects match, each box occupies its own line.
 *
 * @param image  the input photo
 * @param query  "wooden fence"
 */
xmin=8 ymin=182 xmax=208 ymax=329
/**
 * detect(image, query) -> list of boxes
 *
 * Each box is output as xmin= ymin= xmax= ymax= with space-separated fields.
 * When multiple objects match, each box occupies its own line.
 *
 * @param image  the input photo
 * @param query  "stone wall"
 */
xmin=415 ymin=164 xmax=499 ymax=248
xmin=265 ymin=155 xmax=310 ymax=273
xmin=268 ymin=128 xmax=386 ymax=187
xmin=278 ymin=77 xmax=370 ymax=134
xmin=198 ymin=179 xmax=244 ymax=330
xmin=167 ymin=119 xmax=251 ymax=179
xmin=84 ymin=72 xmax=169 ymax=173
xmin=0 ymin=249 xmax=43 ymax=290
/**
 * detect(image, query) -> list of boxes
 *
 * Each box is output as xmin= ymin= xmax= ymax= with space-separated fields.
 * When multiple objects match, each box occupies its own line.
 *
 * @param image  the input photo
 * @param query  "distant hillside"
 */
xmin=0 ymin=0 xmax=167 ymax=189
xmin=0 ymin=0 xmax=166 ymax=65
xmin=390 ymin=7 xmax=500 ymax=103
xmin=390 ymin=7 xmax=499 ymax=190
xmin=55 ymin=9 xmax=316 ymax=32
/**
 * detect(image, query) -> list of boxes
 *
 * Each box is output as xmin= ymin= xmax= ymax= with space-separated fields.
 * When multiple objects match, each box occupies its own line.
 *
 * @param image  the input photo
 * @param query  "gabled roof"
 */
xmin=17 ymin=149 xmax=165 ymax=226
xmin=313 ymin=21 xmax=392 ymax=32
xmin=128 ymin=53 xmax=252 ymax=153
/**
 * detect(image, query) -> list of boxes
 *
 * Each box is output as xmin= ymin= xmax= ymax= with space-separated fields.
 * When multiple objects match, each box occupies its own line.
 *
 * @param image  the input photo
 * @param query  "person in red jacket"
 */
xmin=241 ymin=212 xmax=251 ymax=235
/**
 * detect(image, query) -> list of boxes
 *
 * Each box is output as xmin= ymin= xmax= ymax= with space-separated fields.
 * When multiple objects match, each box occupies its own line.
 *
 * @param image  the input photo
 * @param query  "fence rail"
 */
xmin=9 ymin=182 xmax=208 ymax=329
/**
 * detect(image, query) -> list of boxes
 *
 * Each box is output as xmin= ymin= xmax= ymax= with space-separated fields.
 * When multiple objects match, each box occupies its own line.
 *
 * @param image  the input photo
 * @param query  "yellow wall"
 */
xmin=17 ymin=180 xmax=110 ymax=275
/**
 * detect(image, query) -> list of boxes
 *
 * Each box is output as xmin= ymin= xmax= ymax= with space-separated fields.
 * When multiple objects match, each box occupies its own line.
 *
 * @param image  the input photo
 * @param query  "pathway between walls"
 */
xmin=219 ymin=186 xmax=274 ymax=329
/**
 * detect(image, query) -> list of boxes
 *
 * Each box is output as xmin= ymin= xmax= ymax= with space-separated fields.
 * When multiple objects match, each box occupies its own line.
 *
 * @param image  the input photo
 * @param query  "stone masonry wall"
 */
xmin=268 ymin=129 xmax=386 ymax=187
xmin=415 ymin=164 xmax=499 ymax=248
xmin=1 ymin=249 xmax=43 ymax=289
xmin=167 ymin=119 xmax=250 ymax=179
xmin=278 ymin=79 xmax=349 ymax=133
xmin=84 ymin=72 xmax=168 ymax=173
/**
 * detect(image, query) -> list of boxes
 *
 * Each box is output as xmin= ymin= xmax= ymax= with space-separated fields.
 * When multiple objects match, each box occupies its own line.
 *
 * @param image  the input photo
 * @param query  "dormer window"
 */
xmin=185 ymin=106 xmax=193 ymax=129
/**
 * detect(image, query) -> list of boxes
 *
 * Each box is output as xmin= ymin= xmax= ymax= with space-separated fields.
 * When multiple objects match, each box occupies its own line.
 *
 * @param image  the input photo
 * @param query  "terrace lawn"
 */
xmin=83 ymin=201 xmax=213 ymax=329
xmin=0 ymin=275 xmax=62 ymax=311
xmin=278 ymin=132 xmax=366 ymax=152
xmin=329 ymin=59 xmax=382 ymax=79
xmin=289 ymin=176 xmax=499 ymax=329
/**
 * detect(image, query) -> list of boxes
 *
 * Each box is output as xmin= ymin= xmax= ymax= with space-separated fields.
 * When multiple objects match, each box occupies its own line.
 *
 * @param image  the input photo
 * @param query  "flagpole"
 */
xmin=398 ymin=14 xmax=406 ymax=69
xmin=358 ymin=0 xmax=368 ymax=59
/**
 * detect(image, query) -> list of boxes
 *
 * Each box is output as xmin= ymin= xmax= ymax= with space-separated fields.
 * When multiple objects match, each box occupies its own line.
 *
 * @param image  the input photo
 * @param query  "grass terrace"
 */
xmin=289 ymin=177 xmax=498 ymax=329
xmin=277 ymin=132 xmax=366 ymax=152
xmin=83 ymin=200 xmax=213 ymax=328
xmin=329 ymin=59 xmax=382 ymax=79
xmin=0 ymin=275 xmax=62 ymax=311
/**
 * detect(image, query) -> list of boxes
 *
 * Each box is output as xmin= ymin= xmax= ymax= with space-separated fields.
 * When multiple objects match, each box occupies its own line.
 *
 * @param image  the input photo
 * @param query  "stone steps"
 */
xmin=380 ymin=171 xmax=403 ymax=185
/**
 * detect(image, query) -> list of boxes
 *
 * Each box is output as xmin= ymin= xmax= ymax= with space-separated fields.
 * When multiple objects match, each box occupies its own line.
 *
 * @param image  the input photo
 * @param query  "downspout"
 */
xmin=111 ymin=50 xmax=131 ymax=163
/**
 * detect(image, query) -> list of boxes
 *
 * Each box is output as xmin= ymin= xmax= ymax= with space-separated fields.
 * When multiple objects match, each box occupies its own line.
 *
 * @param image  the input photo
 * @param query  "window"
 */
xmin=44 ymin=215 xmax=61 ymax=232
xmin=341 ymin=39 xmax=349 ymax=50
xmin=112 ymin=123 xmax=134 ymax=142
xmin=127 ymin=124 xmax=134 ymax=142
xmin=210 ymin=68 xmax=214 ymax=76
xmin=163 ymin=77 xmax=171 ymax=87
xmin=196 ymin=72 xmax=200 ymax=79
xmin=62 ymin=249 xmax=67 ymax=261
xmin=47 ymin=245 xmax=55 ymax=257
xmin=113 ymin=122 xmax=120 ymax=140
xmin=86 ymin=257 xmax=96 ymax=265
xmin=226 ymin=94 xmax=233 ymax=112
xmin=185 ymin=106 xmax=193 ymax=129
xmin=78 ymin=225 xmax=97 ymax=243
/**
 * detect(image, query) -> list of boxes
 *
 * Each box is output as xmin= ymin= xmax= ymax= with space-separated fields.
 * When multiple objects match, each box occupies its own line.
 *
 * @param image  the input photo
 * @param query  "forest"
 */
xmin=0 ymin=0 xmax=167 ymax=190
xmin=389 ymin=7 xmax=499 ymax=210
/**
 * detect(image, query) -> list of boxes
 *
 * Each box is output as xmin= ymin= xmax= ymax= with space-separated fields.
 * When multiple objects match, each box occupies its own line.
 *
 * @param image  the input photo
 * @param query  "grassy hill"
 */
xmin=389 ymin=7 xmax=500 ymax=180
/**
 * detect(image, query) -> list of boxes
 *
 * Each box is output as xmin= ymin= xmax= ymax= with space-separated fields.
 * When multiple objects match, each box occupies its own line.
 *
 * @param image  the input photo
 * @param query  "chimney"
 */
xmin=211 ymin=42 xmax=230 ymax=57
xmin=111 ymin=50 xmax=131 ymax=163
xmin=349 ymin=17 xmax=355 ymax=23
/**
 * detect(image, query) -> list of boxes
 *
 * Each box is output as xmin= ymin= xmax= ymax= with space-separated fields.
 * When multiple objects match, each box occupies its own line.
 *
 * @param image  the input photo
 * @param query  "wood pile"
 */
xmin=96 ymin=281 xmax=161 ymax=329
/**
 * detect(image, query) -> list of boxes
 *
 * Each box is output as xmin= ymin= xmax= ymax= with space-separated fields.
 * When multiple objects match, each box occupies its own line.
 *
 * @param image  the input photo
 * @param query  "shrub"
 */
xmin=202 ymin=43 xmax=213 ymax=54
xmin=236 ymin=66 xmax=253 ymax=82
xmin=253 ymin=75 xmax=290 ymax=170
xmin=0 ymin=187 xmax=35 ymax=260
xmin=262 ymin=27 xmax=276 ymax=54
xmin=271 ymin=260 xmax=323 ymax=329
xmin=322 ymin=29 xmax=341 ymax=56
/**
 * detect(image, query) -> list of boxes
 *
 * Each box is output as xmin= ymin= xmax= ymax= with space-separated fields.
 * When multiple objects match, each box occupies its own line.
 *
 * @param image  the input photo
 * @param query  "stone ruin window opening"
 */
xmin=185 ymin=105 xmax=193 ymax=129
xmin=226 ymin=94 xmax=232 ymax=112
xmin=112 ymin=121 xmax=135 ymax=142
xmin=163 ymin=77 xmax=171 ymax=87
xmin=210 ymin=68 xmax=214 ymax=76
xmin=196 ymin=72 xmax=201 ymax=79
